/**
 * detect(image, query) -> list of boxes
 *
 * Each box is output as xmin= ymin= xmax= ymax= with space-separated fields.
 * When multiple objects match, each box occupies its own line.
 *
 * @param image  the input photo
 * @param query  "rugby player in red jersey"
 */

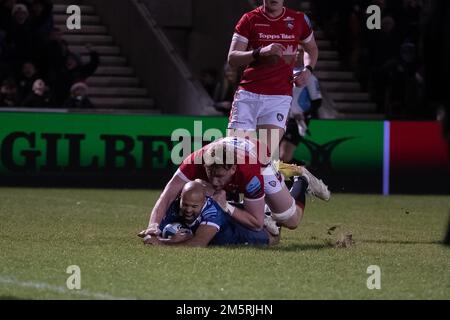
xmin=138 ymin=136 xmax=329 ymax=240
xmin=227 ymin=0 xmax=319 ymax=156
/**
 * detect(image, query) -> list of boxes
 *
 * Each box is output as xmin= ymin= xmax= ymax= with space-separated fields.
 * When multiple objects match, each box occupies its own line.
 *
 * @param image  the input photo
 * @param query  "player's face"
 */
xmin=180 ymin=194 xmax=205 ymax=224
xmin=204 ymin=165 xmax=237 ymax=191
xmin=263 ymin=0 xmax=284 ymax=13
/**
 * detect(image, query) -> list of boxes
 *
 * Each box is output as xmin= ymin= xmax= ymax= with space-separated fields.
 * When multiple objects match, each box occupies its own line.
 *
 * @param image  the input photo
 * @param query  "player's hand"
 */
xmin=258 ymin=43 xmax=285 ymax=65
xmin=137 ymin=222 xmax=160 ymax=238
xmin=171 ymin=231 xmax=194 ymax=243
xmin=260 ymin=43 xmax=285 ymax=58
xmin=212 ymin=190 xmax=228 ymax=211
xmin=293 ymin=68 xmax=311 ymax=87
xmin=142 ymin=235 xmax=161 ymax=245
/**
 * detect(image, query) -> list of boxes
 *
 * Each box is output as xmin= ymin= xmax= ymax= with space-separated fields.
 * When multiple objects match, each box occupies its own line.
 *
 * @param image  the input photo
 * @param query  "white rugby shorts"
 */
xmin=228 ymin=90 xmax=292 ymax=131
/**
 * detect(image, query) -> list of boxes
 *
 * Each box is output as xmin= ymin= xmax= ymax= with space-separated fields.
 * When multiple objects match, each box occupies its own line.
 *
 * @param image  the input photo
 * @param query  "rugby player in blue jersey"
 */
xmin=141 ymin=181 xmax=280 ymax=247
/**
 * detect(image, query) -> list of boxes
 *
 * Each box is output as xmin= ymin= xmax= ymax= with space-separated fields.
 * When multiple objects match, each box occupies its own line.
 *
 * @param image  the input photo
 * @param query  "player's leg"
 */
xmin=264 ymin=179 xmax=307 ymax=230
xmin=256 ymin=94 xmax=292 ymax=160
xmin=263 ymin=162 xmax=330 ymax=232
xmin=227 ymin=90 xmax=260 ymax=139
xmin=279 ymin=117 xmax=302 ymax=163
xmin=262 ymin=165 xmax=304 ymax=230
xmin=279 ymin=140 xmax=297 ymax=164
xmin=231 ymin=221 xmax=274 ymax=246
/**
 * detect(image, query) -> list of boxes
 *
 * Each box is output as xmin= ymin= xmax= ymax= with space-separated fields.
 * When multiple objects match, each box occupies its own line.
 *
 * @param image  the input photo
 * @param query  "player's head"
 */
xmin=263 ymin=0 xmax=284 ymax=13
xmin=203 ymin=142 xmax=237 ymax=191
xmin=180 ymin=181 xmax=206 ymax=223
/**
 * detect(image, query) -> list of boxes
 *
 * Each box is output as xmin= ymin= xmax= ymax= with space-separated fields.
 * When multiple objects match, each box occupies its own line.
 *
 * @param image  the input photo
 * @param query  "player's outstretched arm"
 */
xmin=146 ymin=225 xmax=218 ymax=248
xmin=139 ymin=174 xmax=187 ymax=237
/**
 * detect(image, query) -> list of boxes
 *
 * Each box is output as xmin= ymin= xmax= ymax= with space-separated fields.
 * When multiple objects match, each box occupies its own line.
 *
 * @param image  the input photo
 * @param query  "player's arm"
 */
xmin=147 ymin=225 xmax=218 ymax=248
xmin=212 ymin=190 xmax=264 ymax=230
xmin=228 ymin=38 xmax=286 ymax=68
xmin=301 ymin=34 xmax=318 ymax=70
xmin=227 ymin=39 xmax=254 ymax=68
xmin=230 ymin=196 xmax=265 ymax=230
xmin=294 ymin=35 xmax=318 ymax=87
xmin=140 ymin=174 xmax=187 ymax=236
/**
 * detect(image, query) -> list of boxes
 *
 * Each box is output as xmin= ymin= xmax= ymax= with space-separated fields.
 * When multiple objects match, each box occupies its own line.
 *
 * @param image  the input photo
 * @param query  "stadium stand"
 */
xmin=0 ymin=0 xmax=435 ymax=120
xmin=299 ymin=1 xmax=382 ymax=120
xmin=52 ymin=0 xmax=157 ymax=111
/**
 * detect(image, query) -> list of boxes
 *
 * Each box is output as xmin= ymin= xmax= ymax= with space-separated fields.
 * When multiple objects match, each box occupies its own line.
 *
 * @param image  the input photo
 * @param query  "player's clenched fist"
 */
xmin=260 ymin=43 xmax=285 ymax=57
xmin=212 ymin=190 xmax=228 ymax=211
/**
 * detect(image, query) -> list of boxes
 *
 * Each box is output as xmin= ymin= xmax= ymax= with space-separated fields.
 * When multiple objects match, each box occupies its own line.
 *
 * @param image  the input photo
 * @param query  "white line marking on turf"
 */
xmin=0 ymin=276 xmax=136 ymax=300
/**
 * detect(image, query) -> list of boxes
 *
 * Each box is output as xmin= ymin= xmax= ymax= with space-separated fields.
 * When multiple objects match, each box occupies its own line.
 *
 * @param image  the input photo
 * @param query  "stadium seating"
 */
xmin=298 ymin=1 xmax=382 ymax=120
xmin=52 ymin=0 xmax=158 ymax=112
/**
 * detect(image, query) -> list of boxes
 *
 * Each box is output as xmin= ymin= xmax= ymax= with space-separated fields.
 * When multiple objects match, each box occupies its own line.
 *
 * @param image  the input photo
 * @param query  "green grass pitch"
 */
xmin=0 ymin=187 xmax=449 ymax=300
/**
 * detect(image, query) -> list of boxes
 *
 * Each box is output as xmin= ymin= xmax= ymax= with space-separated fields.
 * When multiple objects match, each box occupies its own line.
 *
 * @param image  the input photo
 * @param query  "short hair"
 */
xmin=203 ymin=141 xmax=238 ymax=171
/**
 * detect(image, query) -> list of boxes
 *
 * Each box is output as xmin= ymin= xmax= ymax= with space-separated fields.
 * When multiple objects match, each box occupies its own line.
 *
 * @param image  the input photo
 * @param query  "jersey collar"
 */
xmin=259 ymin=5 xmax=286 ymax=21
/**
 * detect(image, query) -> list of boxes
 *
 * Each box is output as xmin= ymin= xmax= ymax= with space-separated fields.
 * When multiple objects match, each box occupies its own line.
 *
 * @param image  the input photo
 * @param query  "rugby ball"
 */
xmin=161 ymin=223 xmax=192 ymax=238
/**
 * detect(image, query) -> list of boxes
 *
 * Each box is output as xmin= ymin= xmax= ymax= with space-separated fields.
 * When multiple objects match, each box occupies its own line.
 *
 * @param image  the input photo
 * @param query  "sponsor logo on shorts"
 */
xmin=277 ymin=113 xmax=284 ymax=122
xmin=268 ymin=181 xmax=277 ymax=187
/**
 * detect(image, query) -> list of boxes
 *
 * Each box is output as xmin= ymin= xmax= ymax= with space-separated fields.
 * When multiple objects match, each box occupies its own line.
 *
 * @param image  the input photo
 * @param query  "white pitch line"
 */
xmin=0 ymin=276 xmax=136 ymax=300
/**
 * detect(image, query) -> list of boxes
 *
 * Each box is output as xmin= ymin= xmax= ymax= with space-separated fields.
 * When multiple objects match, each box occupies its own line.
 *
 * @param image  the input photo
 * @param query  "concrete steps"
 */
xmin=91 ymin=97 xmax=155 ymax=109
xmin=53 ymin=4 xmax=96 ymax=14
xmin=88 ymin=87 xmax=148 ymax=97
xmin=69 ymin=45 xmax=121 ymax=56
xmin=86 ymin=76 xmax=140 ymax=87
xmin=94 ymin=67 xmax=134 ymax=76
xmin=329 ymin=92 xmax=371 ymax=102
xmin=334 ymin=102 xmax=378 ymax=113
xmin=297 ymin=0 xmax=381 ymax=119
xmin=54 ymin=15 xmax=100 ymax=25
xmin=80 ymin=55 xmax=127 ymax=67
xmin=320 ymin=81 xmax=361 ymax=92
xmin=52 ymin=1 xmax=157 ymax=111
xmin=58 ymin=25 xmax=108 ymax=35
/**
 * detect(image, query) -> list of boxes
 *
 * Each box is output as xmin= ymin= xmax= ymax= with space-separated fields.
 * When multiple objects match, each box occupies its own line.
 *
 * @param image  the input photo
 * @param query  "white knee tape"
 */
xmin=271 ymin=199 xmax=296 ymax=222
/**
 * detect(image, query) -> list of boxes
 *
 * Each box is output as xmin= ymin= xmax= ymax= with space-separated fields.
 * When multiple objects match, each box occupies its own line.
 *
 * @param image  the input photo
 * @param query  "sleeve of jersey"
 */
xmin=243 ymin=169 xmax=265 ymax=200
xmin=200 ymin=205 xmax=223 ymax=231
xmin=299 ymin=13 xmax=314 ymax=44
xmin=176 ymin=154 xmax=197 ymax=182
xmin=159 ymin=202 xmax=180 ymax=232
xmin=232 ymin=14 xmax=250 ymax=45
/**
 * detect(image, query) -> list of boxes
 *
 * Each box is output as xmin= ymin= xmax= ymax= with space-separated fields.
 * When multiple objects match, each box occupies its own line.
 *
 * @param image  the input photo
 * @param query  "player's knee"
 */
xmin=282 ymin=216 xmax=300 ymax=230
xmin=279 ymin=206 xmax=303 ymax=230
xmin=272 ymin=199 xmax=296 ymax=223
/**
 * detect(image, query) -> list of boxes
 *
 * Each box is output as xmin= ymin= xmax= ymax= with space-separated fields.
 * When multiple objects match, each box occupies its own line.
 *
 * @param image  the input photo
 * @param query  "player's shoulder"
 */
xmin=242 ymin=6 xmax=263 ymax=20
xmin=201 ymin=197 xmax=226 ymax=220
xmin=202 ymin=197 xmax=221 ymax=215
xmin=290 ymin=9 xmax=312 ymax=28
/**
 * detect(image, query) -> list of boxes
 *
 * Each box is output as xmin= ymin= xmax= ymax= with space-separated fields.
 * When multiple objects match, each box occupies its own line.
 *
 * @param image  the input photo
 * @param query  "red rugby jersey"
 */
xmin=176 ymin=137 xmax=265 ymax=200
xmin=233 ymin=6 xmax=313 ymax=96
